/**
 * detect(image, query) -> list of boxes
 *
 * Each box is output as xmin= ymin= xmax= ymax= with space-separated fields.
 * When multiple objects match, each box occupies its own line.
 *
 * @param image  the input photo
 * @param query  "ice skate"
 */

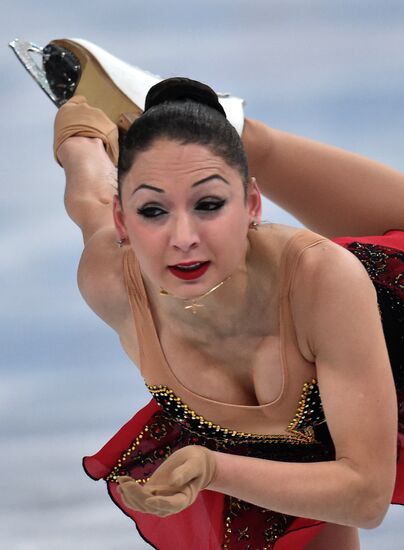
xmin=9 ymin=38 xmax=244 ymax=134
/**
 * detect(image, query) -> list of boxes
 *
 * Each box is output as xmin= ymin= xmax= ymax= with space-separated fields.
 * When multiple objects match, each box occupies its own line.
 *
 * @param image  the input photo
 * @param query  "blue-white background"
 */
xmin=1 ymin=1 xmax=403 ymax=548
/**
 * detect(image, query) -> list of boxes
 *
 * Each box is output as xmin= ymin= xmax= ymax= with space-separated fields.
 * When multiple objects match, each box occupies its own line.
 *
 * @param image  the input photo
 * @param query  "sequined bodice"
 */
xmin=146 ymin=379 xmax=325 ymax=444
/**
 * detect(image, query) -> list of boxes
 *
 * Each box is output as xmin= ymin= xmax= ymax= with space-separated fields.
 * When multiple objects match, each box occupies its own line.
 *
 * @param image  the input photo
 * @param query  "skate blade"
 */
xmin=9 ymin=38 xmax=245 ymax=134
xmin=9 ymin=38 xmax=62 ymax=105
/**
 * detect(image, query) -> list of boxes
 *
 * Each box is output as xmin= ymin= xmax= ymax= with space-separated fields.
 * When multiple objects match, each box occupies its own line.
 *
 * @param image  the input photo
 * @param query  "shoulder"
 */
xmin=292 ymin=236 xmax=374 ymax=296
xmin=252 ymin=223 xmax=330 ymax=275
xmin=77 ymin=227 xmax=131 ymax=333
xmin=254 ymin=222 xmax=326 ymax=255
xmin=254 ymin=222 xmax=371 ymax=287
xmin=291 ymin=236 xmax=378 ymax=360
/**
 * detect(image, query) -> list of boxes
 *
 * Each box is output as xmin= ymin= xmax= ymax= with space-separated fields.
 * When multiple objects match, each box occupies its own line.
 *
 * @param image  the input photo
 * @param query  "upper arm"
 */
xmin=77 ymin=226 xmax=131 ymax=333
xmin=294 ymin=242 xmax=397 ymax=501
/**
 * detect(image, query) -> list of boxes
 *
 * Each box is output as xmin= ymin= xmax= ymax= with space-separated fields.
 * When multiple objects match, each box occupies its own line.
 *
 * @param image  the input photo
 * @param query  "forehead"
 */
xmin=125 ymin=139 xmax=240 ymax=185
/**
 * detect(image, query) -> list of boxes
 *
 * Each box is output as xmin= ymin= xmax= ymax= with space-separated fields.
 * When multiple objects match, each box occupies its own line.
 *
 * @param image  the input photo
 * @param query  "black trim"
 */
xmin=106 ymin=481 xmax=159 ymax=550
xmin=82 ymin=456 xmax=100 ymax=481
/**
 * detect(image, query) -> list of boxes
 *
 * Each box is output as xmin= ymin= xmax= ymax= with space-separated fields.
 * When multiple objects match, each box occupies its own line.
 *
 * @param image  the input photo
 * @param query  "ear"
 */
xmin=113 ymin=195 xmax=128 ymax=240
xmin=247 ymin=177 xmax=262 ymax=222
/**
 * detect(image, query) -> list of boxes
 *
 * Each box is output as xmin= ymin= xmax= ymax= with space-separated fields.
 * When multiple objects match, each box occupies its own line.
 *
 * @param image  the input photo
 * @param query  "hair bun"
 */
xmin=144 ymin=77 xmax=226 ymax=118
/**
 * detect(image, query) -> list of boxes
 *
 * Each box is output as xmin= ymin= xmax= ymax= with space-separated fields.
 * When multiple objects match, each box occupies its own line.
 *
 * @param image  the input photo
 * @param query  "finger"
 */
xmin=116 ymin=476 xmax=138 ymax=486
xmin=119 ymin=480 xmax=147 ymax=499
xmin=116 ymin=475 xmax=135 ymax=485
xmin=118 ymin=481 xmax=151 ymax=512
xmin=145 ymin=492 xmax=190 ymax=515
xmin=147 ymin=483 xmax=178 ymax=497
xmin=117 ymin=475 xmax=133 ymax=482
xmin=119 ymin=490 xmax=149 ymax=513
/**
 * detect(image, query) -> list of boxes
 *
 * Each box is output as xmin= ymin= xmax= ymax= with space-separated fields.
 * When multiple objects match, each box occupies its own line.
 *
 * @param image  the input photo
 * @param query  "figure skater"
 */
xmin=11 ymin=38 xmax=404 ymax=550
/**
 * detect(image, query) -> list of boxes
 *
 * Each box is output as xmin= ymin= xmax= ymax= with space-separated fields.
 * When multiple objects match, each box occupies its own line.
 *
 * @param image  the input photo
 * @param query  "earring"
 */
xmin=116 ymin=238 xmax=126 ymax=247
xmin=249 ymin=221 xmax=259 ymax=231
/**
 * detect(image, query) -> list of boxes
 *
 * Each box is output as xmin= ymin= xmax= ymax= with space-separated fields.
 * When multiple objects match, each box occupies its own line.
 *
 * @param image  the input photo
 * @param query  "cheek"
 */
xmin=222 ymin=206 xmax=250 ymax=237
xmin=126 ymin=222 xmax=164 ymax=268
xmin=211 ymin=209 xmax=249 ymax=257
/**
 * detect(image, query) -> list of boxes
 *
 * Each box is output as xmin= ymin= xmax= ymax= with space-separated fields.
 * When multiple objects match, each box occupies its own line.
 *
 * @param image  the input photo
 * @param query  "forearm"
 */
xmin=242 ymin=118 xmax=404 ymax=237
xmin=58 ymin=137 xmax=117 ymax=242
xmin=208 ymin=452 xmax=388 ymax=529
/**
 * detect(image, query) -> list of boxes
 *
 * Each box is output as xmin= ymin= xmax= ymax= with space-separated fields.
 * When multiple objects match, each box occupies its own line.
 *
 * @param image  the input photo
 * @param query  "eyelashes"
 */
xmin=196 ymin=199 xmax=226 ymax=212
xmin=137 ymin=206 xmax=166 ymax=218
xmin=137 ymin=199 xmax=226 ymax=219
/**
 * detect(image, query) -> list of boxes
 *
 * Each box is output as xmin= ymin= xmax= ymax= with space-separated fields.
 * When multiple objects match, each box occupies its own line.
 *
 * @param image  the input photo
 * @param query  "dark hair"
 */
xmin=117 ymin=77 xmax=248 ymax=202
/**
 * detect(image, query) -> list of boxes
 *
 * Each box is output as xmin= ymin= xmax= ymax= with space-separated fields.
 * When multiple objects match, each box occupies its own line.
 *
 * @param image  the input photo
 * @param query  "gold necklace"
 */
xmin=160 ymin=274 xmax=232 ymax=314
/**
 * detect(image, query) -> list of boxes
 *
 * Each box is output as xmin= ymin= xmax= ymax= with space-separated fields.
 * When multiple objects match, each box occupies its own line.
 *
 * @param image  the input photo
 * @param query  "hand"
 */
xmin=117 ymin=445 xmax=216 ymax=517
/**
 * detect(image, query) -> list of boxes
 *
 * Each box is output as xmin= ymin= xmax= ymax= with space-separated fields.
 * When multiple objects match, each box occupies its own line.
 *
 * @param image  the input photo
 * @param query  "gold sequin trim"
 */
xmin=223 ymin=512 xmax=232 ymax=549
xmin=146 ymin=381 xmax=320 ymax=444
xmin=222 ymin=497 xmax=288 ymax=549
xmin=106 ymin=379 xmax=323 ymax=484
xmin=105 ymin=427 xmax=150 ymax=483
xmin=287 ymin=378 xmax=321 ymax=438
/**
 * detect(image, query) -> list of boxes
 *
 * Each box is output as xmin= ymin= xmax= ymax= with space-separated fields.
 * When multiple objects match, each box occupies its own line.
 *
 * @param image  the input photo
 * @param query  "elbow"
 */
xmin=338 ymin=457 xmax=394 ymax=529
xmin=357 ymin=497 xmax=389 ymax=529
xmin=352 ymin=487 xmax=391 ymax=529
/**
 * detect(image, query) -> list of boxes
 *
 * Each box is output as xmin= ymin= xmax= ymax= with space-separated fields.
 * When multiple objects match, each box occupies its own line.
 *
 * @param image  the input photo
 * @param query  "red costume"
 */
xmin=84 ymin=229 xmax=404 ymax=549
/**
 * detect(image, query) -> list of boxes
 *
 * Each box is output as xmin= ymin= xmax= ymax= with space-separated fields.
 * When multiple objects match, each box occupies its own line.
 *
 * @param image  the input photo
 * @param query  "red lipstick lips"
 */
xmin=168 ymin=261 xmax=210 ymax=280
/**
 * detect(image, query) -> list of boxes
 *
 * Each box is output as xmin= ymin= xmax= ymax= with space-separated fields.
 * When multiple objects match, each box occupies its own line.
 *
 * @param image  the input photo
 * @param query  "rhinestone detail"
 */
xmin=146 ymin=378 xmax=323 ymax=445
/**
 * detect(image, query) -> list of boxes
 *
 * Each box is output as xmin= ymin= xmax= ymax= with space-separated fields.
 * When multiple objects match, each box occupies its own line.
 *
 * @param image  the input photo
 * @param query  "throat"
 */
xmin=167 ymin=280 xmax=271 ymax=346
xmin=157 ymin=265 xmax=250 ymax=332
xmin=183 ymin=275 xmax=233 ymax=315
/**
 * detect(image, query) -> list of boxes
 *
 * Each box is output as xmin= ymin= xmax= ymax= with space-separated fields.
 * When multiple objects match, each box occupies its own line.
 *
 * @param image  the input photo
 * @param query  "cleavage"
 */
xmin=160 ymin=331 xmax=284 ymax=406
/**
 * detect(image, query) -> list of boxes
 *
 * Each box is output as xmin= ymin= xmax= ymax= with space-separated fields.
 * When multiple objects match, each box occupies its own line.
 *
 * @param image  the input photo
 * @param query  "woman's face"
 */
xmin=113 ymin=138 xmax=261 ymax=300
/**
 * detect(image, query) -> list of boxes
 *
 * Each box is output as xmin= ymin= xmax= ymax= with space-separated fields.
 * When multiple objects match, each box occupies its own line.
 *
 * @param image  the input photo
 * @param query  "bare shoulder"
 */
xmin=77 ymin=226 xmax=131 ymax=333
xmin=256 ymin=222 xmax=363 ymax=280
xmin=292 ymin=236 xmax=373 ymax=292
xmin=290 ymin=236 xmax=378 ymax=361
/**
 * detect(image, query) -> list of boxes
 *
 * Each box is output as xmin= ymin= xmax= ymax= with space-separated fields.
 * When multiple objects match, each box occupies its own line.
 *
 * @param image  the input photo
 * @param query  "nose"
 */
xmin=169 ymin=213 xmax=200 ymax=252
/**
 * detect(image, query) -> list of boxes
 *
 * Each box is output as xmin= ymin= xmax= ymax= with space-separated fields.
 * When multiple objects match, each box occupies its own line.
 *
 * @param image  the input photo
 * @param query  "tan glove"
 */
xmin=117 ymin=445 xmax=216 ymax=517
xmin=53 ymin=96 xmax=119 ymax=166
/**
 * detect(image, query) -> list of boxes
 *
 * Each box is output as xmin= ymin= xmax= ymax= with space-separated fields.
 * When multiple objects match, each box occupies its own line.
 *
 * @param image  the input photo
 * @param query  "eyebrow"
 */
xmin=131 ymin=174 xmax=230 ymax=195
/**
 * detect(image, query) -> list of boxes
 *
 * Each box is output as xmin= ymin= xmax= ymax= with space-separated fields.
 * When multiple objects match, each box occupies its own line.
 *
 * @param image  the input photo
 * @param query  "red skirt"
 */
xmin=84 ymin=230 xmax=404 ymax=549
xmin=83 ymin=398 xmax=329 ymax=549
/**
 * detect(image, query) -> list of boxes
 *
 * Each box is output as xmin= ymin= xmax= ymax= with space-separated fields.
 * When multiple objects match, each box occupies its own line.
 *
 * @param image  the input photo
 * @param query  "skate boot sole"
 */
xmin=49 ymin=39 xmax=158 ymax=125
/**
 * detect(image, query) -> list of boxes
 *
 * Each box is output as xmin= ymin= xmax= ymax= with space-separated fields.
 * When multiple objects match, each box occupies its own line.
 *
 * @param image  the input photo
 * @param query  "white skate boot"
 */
xmin=9 ymin=38 xmax=245 ymax=135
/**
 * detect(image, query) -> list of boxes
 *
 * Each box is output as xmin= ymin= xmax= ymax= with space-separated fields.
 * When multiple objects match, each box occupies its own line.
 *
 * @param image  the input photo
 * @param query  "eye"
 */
xmin=137 ymin=205 xmax=167 ymax=218
xmin=195 ymin=199 xmax=226 ymax=212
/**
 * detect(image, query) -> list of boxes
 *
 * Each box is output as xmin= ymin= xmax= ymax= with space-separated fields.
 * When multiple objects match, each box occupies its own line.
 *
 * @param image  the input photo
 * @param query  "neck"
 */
xmin=160 ymin=273 xmax=233 ymax=315
xmin=145 ymin=240 xmax=267 ymax=341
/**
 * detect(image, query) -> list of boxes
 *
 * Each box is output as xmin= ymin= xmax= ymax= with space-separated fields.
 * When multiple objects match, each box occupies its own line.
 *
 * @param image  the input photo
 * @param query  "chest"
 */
xmin=155 ymin=319 xmax=317 ymax=436
xmin=161 ymin=330 xmax=285 ymax=407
